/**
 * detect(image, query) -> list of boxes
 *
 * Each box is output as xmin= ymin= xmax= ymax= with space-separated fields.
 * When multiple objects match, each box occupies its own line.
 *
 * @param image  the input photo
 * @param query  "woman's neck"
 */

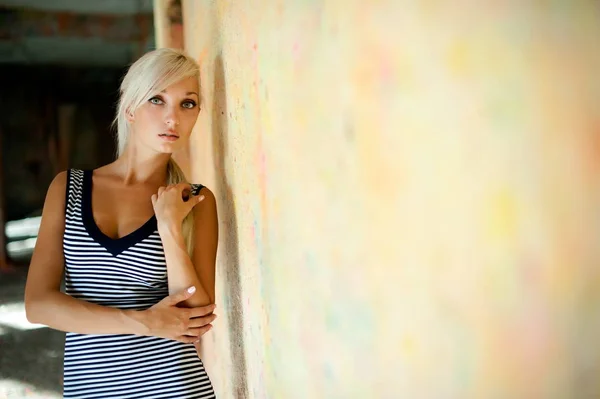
xmin=112 ymin=147 xmax=171 ymax=186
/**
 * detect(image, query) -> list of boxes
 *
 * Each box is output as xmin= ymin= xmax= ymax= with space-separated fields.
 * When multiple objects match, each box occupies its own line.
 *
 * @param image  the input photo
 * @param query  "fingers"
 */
xmin=189 ymin=303 xmax=217 ymax=318
xmin=177 ymin=325 xmax=213 ymax=343
xmin=185 ymin=194 xmax=205 ymax=211
xmin=184 ymin=324 xmax=214 ymax=337
xmin=174 ymin=182 xmax=193 ymax=192
xmin=164 ymin=183 xmax=192 ymax=198
xmin=155 ymin=184 xmax=200 ymax=201
xmin=188 ymin=313 xmax=217 ymax=329
xmin=164 ymin=286 xmax=196 ymax=306
xmin=178 ymin=184 xmax=198 ymax=204
xmin=178 ymin=336 xmax=199 ymax=344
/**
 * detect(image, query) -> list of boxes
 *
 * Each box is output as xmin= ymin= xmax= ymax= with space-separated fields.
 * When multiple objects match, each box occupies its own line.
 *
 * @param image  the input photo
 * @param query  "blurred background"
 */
xmin=3 ymin=1 xmax=600 ymax=398
xmin=0 ymin=0 xmax=154 ymax=397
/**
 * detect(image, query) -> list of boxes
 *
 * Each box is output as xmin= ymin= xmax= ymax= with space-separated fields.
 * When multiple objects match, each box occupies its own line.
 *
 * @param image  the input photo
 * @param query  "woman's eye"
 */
xmin=149 ymin=97 xmax=163 ymax=105
xmin=182 ymin=101 xmax=197 ymax=109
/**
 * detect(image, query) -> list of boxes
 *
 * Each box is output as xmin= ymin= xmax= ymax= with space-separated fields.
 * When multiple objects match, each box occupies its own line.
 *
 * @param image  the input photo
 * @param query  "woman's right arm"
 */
xmin=24 ymin=171 xmax=216 ymax=341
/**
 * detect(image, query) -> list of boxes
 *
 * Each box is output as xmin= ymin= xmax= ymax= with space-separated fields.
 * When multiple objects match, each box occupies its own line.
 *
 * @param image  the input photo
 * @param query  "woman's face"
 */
xmin=128 ymin=75 xmax=200 ymax=154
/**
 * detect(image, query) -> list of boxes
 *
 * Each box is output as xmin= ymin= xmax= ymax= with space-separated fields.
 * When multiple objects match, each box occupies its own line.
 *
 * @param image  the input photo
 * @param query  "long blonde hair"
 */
xmin=112 ymin=48 xmax=200 ymax=256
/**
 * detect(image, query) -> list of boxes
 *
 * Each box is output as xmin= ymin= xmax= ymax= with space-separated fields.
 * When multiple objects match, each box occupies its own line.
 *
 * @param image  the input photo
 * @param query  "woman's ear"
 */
xmin=125 ymin=109 xmax=135 ymax=123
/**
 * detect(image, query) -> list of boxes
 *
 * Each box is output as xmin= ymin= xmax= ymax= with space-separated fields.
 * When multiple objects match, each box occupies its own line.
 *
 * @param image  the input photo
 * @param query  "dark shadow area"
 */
xmin=0 ymin=2 xmax=153 ymax=395
xmin=0 ymin=267 xmax=64 ymax=395
xmin=211 ymin=53 xmax=249 ymax=398
xmin=0 ymin=64 xmax=121 ymax=223
xmin=0 ymin=64 xmax=122 ymax=394
xmin=0 ymin=64 xmax=121 ymax=266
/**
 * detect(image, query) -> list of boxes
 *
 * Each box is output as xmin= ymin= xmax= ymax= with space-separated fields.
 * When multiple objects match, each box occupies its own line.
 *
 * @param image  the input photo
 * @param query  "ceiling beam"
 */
xmin=0 ymin=7 xmax=153 ymax=42
xmin=0 ymin=0 xmax=153 ymax=15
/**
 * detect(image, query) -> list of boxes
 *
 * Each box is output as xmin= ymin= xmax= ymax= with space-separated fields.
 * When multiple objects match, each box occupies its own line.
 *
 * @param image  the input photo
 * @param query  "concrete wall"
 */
xmin=174 ymin=1 xmax=600 ymax=397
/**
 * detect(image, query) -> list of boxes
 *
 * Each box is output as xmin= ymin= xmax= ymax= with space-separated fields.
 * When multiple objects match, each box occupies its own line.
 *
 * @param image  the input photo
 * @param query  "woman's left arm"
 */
xmin=158 ymin=187 xmax=218 ymax=308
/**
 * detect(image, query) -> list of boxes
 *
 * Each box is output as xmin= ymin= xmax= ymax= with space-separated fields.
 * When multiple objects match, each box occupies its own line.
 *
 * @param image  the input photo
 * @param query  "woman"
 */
xmin=24 ymin=48 xmax=218 ymax=398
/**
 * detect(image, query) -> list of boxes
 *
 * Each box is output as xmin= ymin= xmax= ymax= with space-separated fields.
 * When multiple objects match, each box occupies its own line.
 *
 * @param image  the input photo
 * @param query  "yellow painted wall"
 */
xmin=177 ymin=1 xmax=600 ymax=397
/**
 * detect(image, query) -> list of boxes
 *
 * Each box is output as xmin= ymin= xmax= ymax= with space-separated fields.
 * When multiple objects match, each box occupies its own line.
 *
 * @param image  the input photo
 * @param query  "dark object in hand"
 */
xmin=182 ymin=184 xmax=203 ymax=202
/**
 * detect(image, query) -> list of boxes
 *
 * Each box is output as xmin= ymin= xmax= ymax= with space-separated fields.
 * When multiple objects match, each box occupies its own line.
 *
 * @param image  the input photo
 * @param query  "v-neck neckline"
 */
xmin=81 ymin=169 xmax=158 ymax=257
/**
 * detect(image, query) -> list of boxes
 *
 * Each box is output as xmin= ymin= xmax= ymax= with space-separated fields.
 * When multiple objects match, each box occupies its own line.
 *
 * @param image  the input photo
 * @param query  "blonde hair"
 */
xmin=112 ymin=48 xmax=200 ymax=256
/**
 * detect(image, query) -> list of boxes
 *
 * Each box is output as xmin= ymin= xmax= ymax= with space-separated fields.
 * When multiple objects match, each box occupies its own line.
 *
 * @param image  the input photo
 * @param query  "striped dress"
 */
xmin=62 ymin=168 xmax=215 ymax=399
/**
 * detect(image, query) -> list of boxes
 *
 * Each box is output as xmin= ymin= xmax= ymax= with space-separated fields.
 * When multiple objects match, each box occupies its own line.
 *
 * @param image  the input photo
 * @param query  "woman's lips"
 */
xmin=159 ymin=131 xmax=179 ymax=141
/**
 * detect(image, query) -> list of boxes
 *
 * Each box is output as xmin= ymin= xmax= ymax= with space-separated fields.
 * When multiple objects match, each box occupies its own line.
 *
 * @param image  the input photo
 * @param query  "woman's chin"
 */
xmin=155 ymin=142 xmax=181 ymax=154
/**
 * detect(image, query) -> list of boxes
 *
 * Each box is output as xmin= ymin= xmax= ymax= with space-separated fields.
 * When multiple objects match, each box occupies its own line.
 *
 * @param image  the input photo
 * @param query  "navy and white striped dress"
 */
xmin=62 ymin=168 xmax=215 ymax=399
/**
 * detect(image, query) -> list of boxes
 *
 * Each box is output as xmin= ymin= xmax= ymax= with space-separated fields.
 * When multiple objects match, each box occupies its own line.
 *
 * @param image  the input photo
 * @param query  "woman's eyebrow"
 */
xmin=159 ymin=90 xmax=199 ymax=97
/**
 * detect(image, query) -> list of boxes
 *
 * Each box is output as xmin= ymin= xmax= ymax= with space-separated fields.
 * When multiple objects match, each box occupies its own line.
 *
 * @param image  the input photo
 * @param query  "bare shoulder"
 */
xmin=25 ymin=170 xmax=69 ymax=302
xmin=192 ymin=185 xmax=217 ymax=218
xmin=196 ymin=185 xmax=215 ymax=202
xmin=46 ymin=170 xmax=69 ymax=207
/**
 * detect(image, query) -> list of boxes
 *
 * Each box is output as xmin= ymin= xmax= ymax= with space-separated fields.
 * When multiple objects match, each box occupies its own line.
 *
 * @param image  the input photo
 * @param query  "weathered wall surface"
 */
xmin=175 ymin=1 xmax=600 ymax=397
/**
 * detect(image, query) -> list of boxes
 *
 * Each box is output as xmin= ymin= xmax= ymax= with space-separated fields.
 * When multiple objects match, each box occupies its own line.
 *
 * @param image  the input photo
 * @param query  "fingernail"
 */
xmin=187 ymin=286 xmax=196 ymax=293
xmin=198 ymin=195 xmax=205 ymax=201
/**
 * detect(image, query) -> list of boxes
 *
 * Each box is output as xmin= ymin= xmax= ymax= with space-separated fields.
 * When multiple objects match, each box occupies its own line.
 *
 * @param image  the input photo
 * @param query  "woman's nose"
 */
xmin=164 ymin=107 xmax=180 ymax=126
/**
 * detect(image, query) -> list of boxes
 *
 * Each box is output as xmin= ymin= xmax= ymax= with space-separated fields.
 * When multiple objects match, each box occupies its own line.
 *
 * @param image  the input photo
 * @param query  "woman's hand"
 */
xmin=151 ymin=183 xmax=205 ymax=230
xmin=139 ymin=286 xmax=217 ymax=343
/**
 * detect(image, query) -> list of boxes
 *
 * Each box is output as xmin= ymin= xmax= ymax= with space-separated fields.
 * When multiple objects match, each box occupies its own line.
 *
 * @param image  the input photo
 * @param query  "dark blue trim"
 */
xmin=81 ymin=169 xmax=158 ymax=257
